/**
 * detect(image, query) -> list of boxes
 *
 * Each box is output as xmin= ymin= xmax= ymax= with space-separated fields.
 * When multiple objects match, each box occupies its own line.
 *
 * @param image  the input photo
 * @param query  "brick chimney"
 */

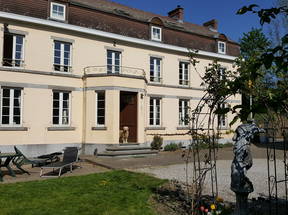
xmin=168 ymin=5 xmax=184 ymax=23
xmin=203 ymin=19 xmax=218 ymax=32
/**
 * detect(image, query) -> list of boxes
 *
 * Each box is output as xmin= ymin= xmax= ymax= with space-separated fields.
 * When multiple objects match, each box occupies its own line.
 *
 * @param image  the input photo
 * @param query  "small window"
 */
xmin=217 ymin=103 xmax=227 ymax=129
xmin=179 ymin=99 xmax=189 ymax=126
xmin=50 ymin=2 xmax=66 ymax=21
xmin=0 ymin=87 xmax=22 ymax=126
xmin=179 ymin=62 xmax=189 ymax=86
xmin=107 ymin=50 xmax=121 ymax=74
xmin=150 ymin=57 xmax=161 ymax=83
xmin=53 ymin=41 xmax=72 ymax=72
xmin=95 ymin=91 xmax=105 ymax=126
xmin=218 ymin=67 xmax=226 ymax=80
xmin=149 ymin=97 xmax=161 ymax=126
xmin=53 ymin=91 xmax=70 ymax=126
xmin=2 ymin=33 xmax=24 ymax=67
xmin=218 ymin=41 xmax=226 ymax=54
xmin=151 ymin=26 xmax=162 ymax=41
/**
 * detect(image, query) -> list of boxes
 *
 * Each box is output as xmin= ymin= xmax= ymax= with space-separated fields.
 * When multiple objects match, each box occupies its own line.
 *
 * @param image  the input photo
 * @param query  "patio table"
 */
xmin=0 ymin=152 xmax=20 ymax=181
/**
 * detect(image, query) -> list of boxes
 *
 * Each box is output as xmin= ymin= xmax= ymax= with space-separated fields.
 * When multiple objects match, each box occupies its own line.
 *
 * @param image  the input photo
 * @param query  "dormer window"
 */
xmin=50 ymin=2 xmax=66 ymax=21
xmin=218 ymin=41 xmax=226 ymax=54
xmin=151 ymin=26 xmax=162 ymax=41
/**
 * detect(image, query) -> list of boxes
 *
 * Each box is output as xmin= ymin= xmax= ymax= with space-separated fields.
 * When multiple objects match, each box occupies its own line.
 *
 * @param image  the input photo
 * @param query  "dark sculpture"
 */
xmin=230 ymin=122 xmax=265 ymax=215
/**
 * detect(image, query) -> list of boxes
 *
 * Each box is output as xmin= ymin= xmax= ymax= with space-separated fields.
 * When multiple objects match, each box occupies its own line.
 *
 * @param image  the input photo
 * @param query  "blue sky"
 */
xmin=111 ymin=0 xmax=275 ymax=42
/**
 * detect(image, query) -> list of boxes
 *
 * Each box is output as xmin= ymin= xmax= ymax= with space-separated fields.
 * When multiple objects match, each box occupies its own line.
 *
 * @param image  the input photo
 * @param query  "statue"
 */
xmin=121 ymin=126 xmax=129 ymax=144
xmin=230 ymin=122 xmax=265 ymax=215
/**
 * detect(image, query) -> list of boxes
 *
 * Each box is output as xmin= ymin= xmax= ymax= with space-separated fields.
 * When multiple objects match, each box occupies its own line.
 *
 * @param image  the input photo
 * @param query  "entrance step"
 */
xmin=97 ymin=150 xmax=158 ymax=157
xmin=106 ymin=146 xmax=151 ymax=151
xmin=119 ymin=143 xmax=140 ymax=146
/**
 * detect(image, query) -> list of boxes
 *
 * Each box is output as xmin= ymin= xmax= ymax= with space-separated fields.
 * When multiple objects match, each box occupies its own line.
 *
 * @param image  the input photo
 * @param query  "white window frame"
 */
xmin=107 ymin=50 xmax=121 ymax=74
xmin=95 ymin=91 xmax=105 ymax=126
xmin=0 ymin=87 xmax=23 ymax=126
xmin=3 ymin=34 xmax=25 ymax=68
xmin=150 ymin=57 xmax=161 ymax=83
xmin=217 ymin=103 xmax=227 ymax=129
xmin=52 ymin=91 xmax=71 ymax=126
xmin=179 ymin=99 xmax=189 ymax=126
xmin=149 ymin=97 xmax=161 ymax=126
xmin=218 ymin=41 xmax=226 ymax=54
xmin=50 ymin=2 xmax=66 ymax=21
xmin=179 ymin=62 xmax=189 ymax=86
xmin=151 ymin=26 xmax=162 ymax=41
xmin=53 ymin=40 xmax=72 ymax=73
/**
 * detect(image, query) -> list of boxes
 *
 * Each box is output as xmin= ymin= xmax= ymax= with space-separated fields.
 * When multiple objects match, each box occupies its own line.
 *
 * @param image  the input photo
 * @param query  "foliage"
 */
xmin=0 ymin=170 xmax=165 ymax=215
xmin=164 ymin=142 xmax=182 ymax=151
xmin=151 ymin=135 xmax=163 ymax=150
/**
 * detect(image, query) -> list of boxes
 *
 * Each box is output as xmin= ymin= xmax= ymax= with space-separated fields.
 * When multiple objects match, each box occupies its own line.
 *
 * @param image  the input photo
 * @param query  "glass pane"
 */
xmin=2 ymin=98 xmax=10 ymax=106
xmin=53 ymin=108 xmax=59 ymax=116
xmin=13 ymin=116 xmax=20 ymax=124
xmin=63 ymin=93 xmax=69 ymax=100
xmin=2 ymin=107 xmax=9 ymax=115
xmin=2 ymin=116 xmax=9 ymax=124
xmin=53 ymin=117 xmax=59 ymax=125
xmin=64 ymin=44 xmax=70 ymax=52
xmin=63 ymin=101 xmax=69 ymax=108
xmin=54 ymin=42 xmax=61 ymax=50
xmin=98 ymin=117 xmax=104 ymax=125
xmin=98 ymin=109 xmax=105 ymax=117
xmin=98 ymin=101 xmax=105 ymax=108
xmin=107 ymin=51 xmax=112 ymax=58
xmin=3 ymin=89 xmax=10 ymax=97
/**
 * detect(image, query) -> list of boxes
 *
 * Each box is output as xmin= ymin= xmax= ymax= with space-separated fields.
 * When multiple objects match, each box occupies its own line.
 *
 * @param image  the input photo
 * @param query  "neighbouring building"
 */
xmin=0 ymin=0 xmax=240 ymax=156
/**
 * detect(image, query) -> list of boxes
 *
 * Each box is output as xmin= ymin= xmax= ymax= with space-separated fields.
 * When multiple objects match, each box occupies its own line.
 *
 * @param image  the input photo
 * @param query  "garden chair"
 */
xmin=12 ymin=146 xmax=49 ymax=174
xmin=40 ymin=147 xmax=79 ymax=177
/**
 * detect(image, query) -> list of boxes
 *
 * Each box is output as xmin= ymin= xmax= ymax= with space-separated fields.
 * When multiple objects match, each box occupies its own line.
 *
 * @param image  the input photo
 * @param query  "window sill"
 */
xmin=177 ymin=126 xmax=190 ymax=130
xmin=47 ymin=127 xmax=76 ymax=131
xmin=0 ymin=127 xmax=28 ymax=131
xmin=145 ymin=127 xmax=166 ymax=131
xmin=92 ymin=126 xmax=107 ymax=131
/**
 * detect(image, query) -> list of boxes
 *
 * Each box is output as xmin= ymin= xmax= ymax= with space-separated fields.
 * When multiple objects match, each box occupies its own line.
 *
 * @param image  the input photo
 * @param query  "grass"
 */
xmin=0 ymin=170 xmax=165 ymax=215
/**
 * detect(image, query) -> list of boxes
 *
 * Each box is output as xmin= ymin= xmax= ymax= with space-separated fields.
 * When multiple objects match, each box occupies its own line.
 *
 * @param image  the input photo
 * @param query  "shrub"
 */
xmin=151 ymin=135 xmax=163 ymax=150
xmin=164 ymin=142 xmax=179 ymax=151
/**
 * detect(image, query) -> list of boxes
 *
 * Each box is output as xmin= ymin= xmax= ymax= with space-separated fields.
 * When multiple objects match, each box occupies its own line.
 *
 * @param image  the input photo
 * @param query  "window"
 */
xmin=54 ymin=41 xmax=71 ymax=72
xmin=151 ymin=26 xmax=162 ymax=41
xmin=179 ymin=99 xmax=189 ymax=126
xmin=107 ymin=50 xmax=121 ymax=73
xmin=218 ymin=41 xmax=226 ymax=54
xmin=50 ymin=2 xmax=66 ymax=21
xmin=53 ymin=91 xmax=70 ymax=126
xmin=0 ymin=88 xmax=22 ymax=126
xmin=217 ymin=103 xmax=227 ymax=128
xmin=3 ymin=33 xmax=24 ymax=67
xmin=218 ymin=67 xmax=226 ymax=80
xmin=179 ymin=62 xmax=189 ymax=86
xmin=149 ymin=98 xmax=161 ymax=126
xmin=150 ymin=57 xmax=161 ymax=82
xmin=95 ymin=91 xmax=105 ymax=126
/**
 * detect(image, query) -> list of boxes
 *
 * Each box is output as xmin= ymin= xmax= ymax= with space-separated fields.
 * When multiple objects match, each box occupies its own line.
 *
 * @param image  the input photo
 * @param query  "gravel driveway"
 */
xmin=136 ymin=159 xmax=287 ymax=202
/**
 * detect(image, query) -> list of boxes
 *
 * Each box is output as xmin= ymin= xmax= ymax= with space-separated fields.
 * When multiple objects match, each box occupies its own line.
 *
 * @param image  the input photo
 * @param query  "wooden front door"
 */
xmin=120 ymin=92 xmax=138 ymax=143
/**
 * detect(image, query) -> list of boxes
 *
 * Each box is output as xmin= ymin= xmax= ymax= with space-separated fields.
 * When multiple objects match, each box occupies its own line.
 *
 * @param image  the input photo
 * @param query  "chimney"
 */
xmin=203 ymin=19 xmax=218 ymax=32
xmin=168 ymin=5 xmax=184 ymax=23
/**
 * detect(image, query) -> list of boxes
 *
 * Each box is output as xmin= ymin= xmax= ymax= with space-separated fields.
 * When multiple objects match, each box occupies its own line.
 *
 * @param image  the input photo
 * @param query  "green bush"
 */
xmin=150 ymin=135 xmax=163 ymax=150
xmin=164 ymin=143 xmax=179 ymax=151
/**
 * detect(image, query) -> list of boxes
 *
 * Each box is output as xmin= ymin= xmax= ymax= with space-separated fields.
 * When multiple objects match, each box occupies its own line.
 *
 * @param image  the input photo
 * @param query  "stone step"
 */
xmin=97 ymin=150 xmax=158 ymax=157
xmin=119 ymin=143 xmax=140 ymax=146
xmin=106 ymin=146 xmax=151 ymax=151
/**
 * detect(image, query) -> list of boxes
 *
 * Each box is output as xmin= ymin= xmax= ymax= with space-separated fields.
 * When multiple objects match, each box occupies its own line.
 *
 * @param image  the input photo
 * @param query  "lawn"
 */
xmin=0 ymin=170 xmax=165 ymax=215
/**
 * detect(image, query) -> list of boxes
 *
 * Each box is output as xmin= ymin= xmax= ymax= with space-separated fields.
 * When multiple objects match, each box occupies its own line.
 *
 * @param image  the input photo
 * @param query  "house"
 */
xmin=0 ymin=0 xmax=240 ymax=156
